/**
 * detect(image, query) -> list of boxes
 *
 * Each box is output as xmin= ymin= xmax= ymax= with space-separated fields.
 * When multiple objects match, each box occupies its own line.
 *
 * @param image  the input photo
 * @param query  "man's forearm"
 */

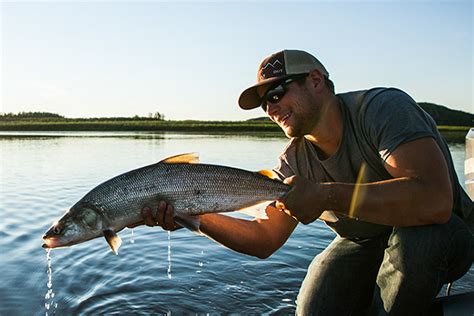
xmin=322 ymin=177 xmax=452 ymax=226
xmin=199 ymin=208 xmax=297 ymax=259
xmin=199 ymin=214 xmax=270 ymax=258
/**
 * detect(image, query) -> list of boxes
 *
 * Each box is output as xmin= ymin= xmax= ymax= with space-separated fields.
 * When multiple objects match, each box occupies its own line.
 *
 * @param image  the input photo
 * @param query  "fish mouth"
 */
xmin=42 ymin=236 xmax=60 ymax=249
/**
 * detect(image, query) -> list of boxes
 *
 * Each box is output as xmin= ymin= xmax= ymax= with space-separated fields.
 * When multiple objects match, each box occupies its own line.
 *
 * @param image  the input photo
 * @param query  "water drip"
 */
xmin=44 ymin=249 xmax=58 ymax=315
xmin=167 ymin=231 xmax=172 ymax=279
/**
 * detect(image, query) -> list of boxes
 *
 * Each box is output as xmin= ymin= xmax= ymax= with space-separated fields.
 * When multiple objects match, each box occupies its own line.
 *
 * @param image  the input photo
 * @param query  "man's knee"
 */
xmin=297 ymin=237 xmax=385 ymax=315
xmin=375 ymin=215 xmax=473 ymax=314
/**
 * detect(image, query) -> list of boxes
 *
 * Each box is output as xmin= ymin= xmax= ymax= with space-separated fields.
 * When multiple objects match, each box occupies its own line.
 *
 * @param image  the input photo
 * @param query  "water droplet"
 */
xmin=167 ymin=231 xmax=172 ymax=279
xmin=130 ymin=228 xmax=135 ymax=244
xmin=44 ymin=249 xmax=57 ymax=315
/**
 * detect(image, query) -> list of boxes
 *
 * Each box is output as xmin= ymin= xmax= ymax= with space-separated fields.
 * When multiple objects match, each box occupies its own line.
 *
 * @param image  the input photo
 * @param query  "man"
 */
xmin=137 ymin=50 xmax=473 ymax=314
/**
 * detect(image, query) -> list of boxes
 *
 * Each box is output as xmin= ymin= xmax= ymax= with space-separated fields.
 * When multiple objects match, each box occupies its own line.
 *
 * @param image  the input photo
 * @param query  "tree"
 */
xmin=152 ymin=111 xmax=165 ymax=120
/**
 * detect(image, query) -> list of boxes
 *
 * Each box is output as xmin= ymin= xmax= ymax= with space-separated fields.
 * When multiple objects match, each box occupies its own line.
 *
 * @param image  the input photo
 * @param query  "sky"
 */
xmin=1 ymin=0 xmax=473 ymax=121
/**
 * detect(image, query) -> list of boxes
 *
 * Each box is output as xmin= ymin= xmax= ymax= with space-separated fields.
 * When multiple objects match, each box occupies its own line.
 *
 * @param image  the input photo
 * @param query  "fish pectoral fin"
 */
xmin=236 ymin=201 xmax=271 ymax=219
xmin=160 ymin=153 xmax=199 ymax=164
xmin=103 ymin=229 xmax=122 ymax=255
xmin=258 ymin=169 xmax=279 ymax=180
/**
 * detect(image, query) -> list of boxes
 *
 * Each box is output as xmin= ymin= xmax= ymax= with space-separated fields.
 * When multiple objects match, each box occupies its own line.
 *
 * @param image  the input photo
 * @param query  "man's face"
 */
xmin=261 ymin=77 xmax=322 ymax=138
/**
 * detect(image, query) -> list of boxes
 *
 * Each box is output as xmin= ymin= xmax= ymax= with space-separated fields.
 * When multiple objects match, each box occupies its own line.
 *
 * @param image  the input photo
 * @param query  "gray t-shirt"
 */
xmin=274 ymin=88 xmax=464 ymax=239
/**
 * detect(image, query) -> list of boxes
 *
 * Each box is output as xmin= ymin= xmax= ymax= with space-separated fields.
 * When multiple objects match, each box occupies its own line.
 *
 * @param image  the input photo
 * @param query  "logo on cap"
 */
xmin=259 ymin=52 xmax=286 ymax=80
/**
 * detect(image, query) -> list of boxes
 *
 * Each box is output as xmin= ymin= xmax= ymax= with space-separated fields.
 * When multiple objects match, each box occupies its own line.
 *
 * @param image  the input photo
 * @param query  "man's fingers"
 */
xmin=275 ymin=201 xmax=286 ymax=210
xmin=140 ymin=201 xmax=181 ymax=231
xmin=283 ymin=175 xmax=297 ymax=185
xmin=156 ymin=203 xmax=165 ymax=227
xmin=142 ymin=207 xmax=156 ymax=227
xmin=163 ymin=204 xmax=176 ymax=230
xmin=283 ymin=209 xmax=299 ymax=222
xmin=157 ymin=200 xmax=167 ymax=212
xmin=156 ymin=201 xmax=178 ymax=231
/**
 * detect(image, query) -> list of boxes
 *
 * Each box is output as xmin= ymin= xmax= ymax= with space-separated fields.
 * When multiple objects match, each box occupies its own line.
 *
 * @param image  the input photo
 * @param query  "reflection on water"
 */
xmin=0 ymin=131 xmax=471 ymax=314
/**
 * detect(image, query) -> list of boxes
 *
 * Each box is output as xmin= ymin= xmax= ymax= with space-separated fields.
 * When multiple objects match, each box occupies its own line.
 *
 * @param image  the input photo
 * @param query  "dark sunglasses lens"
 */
xmin=267 ymin=86 xmax=285 ymax=103
xmin=261 ymin=85 xmax=285 ymax=111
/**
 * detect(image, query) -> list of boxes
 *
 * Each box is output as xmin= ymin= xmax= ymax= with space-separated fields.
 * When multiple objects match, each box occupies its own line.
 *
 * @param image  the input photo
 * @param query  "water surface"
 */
xmin=0 ymin=132 xmax=471 ymax=314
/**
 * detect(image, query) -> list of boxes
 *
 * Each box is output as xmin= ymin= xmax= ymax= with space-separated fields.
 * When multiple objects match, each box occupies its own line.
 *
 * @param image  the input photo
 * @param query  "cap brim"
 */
xmin=238 ymin=76 xmax=290 ymax=110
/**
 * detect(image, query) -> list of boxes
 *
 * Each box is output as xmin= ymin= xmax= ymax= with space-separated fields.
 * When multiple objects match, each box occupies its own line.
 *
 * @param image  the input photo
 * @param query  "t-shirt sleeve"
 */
xmin=272 ymin=139 xmax=301 ymax=181
xmin=272 ymin=155 xmax=295 ymax=181
xmin=364 ymin=89 xmax=437 ymax=161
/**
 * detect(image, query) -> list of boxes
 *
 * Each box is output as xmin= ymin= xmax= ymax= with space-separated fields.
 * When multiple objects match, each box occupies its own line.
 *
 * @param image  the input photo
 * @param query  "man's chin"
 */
xmin=283 ymin=128 xmax=300 ymax=138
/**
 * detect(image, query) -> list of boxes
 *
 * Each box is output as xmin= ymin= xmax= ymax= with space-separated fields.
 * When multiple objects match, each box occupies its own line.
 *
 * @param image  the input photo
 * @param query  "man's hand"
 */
xmin=275 ymin=176 xmax=326 ymax=224
xmin=127 ymin=200 xmax=181 ymax=231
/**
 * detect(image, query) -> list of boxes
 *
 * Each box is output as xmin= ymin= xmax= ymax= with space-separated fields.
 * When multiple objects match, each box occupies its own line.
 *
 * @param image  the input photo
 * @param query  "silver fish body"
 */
xmin=42 ymin=153 xmax=289 ymax=253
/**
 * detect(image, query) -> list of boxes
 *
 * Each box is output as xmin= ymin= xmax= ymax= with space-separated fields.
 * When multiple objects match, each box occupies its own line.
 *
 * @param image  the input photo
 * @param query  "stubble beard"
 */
xmin=282 ymin=105 xmax=321 ymax=139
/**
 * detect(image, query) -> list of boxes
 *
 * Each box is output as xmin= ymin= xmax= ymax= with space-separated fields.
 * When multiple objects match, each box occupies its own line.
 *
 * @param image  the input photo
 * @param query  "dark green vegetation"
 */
xmin=418 ymin=103 xmax=473 ymax=127
xmin=0 ymin=111 xmax=278 ymax=133
xmin=1 ymin=103 xmax=472 ymax=142
xmin=1 ymin=111 xmax=65 ymax=119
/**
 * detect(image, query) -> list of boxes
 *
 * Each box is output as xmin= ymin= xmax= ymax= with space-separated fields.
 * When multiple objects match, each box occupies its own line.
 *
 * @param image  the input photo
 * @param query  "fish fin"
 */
xmin=174 ymin=215 xmax=203 ymax=235
xmin=258 ymin=169 xmax=279 ymax=180
xmin=160 ymin=153 xmax=199 ymax=164
xmin=236 ymin=201 xmax=271 ymax=219
xmin=103 ymin=229 xmax=122 ymax=255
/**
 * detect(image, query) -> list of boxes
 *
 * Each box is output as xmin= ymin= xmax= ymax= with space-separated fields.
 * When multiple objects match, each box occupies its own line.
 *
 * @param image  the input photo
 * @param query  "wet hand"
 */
xmin=128 ymin=201 xmax=181 ymax=231
xmin=275 ymin=176 xmax=325 ymax=225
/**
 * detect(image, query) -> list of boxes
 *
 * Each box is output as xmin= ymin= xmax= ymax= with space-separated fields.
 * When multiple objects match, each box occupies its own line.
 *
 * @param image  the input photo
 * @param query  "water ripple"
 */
xmin=1 ymin=135 xmax=472 ymax=314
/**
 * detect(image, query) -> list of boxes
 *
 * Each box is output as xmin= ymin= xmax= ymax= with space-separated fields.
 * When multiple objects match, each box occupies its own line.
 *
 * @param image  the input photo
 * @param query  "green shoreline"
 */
xmin=0 ymin=120 xmax=471 ymax=142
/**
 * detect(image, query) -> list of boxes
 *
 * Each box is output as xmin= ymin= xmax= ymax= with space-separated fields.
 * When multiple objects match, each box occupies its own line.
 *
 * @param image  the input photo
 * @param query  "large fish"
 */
xmin=42 ymin=153 xmax=290 ymax=254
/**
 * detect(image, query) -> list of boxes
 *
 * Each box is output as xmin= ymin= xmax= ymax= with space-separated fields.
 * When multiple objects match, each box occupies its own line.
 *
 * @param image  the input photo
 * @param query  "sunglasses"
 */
xmin=261 ymin=74 xmax=308 ymax=112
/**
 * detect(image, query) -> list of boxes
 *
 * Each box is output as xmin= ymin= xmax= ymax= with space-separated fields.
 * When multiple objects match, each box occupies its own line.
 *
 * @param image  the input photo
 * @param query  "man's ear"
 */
xmin=309 ymin=69 xmax=325 ymax=92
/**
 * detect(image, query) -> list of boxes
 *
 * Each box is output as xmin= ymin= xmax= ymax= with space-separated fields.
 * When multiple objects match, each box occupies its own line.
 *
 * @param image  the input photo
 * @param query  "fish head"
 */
xmin=42 ymin=204 xmax=105 ymax=249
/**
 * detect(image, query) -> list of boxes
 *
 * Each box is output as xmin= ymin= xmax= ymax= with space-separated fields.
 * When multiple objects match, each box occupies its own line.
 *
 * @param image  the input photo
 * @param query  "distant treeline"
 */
xmin=248 ymin=102 xmax=473 ymax=127
xmin=418 ymin=103 xmax=473 ymax=126
xmin=0 ymin=111 xmax=65 ymax=119
xmin=0 ymin=111 xmax=165 ymax=121
xmin=0 ymin=102 xmax=472 ymax=126
xmin=0 ymin=113 xmax=470 ymax=142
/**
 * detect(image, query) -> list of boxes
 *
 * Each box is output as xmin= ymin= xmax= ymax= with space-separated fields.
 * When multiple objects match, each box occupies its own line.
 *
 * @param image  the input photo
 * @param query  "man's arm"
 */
xmin=137 ymin=202 xmax=298 ymax=259
xmin=279 ymin=137 xmax=453 ymax=226
xmin=199 ymin=205 xmax=298 ymax=259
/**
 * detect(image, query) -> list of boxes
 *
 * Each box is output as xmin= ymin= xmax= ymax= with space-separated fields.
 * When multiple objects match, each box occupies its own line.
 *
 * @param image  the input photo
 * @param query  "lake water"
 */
xmin=0 ymin=132 xmax=472 ymax=315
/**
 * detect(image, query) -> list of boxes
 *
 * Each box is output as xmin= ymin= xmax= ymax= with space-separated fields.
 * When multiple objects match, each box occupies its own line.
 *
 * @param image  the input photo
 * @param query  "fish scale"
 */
xmin=42 ymin=153 xmax=290 ymax=254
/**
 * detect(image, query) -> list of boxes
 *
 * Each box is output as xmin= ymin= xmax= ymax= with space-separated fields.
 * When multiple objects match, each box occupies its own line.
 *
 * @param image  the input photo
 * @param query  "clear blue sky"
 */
xmin=1 ymin=0 xmax=472 ymax=120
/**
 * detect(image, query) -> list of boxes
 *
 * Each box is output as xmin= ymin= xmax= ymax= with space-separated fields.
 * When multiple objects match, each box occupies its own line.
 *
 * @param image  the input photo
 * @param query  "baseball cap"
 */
xmin=238 ymin=49 xmax=329 ymax=110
